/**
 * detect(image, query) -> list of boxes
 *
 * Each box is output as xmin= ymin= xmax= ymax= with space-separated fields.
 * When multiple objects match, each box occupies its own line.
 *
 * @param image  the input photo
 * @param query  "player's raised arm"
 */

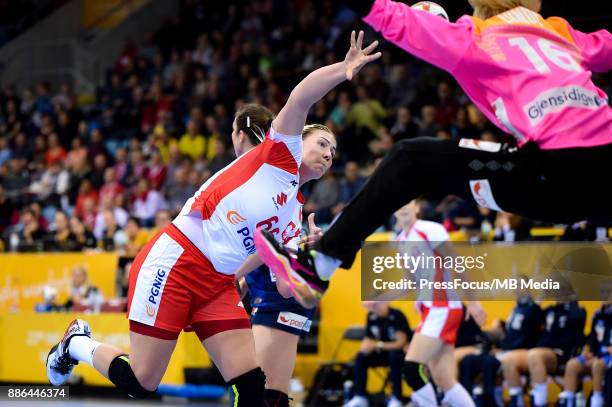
xmin=272 ymin=30 xmax=381 ymax=136
xmin=352 ymin=0 xmax=474 ymax=73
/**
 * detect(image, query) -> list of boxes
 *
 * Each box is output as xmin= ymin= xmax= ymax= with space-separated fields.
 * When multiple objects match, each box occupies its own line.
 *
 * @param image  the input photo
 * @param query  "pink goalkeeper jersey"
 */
xmin=364 ymin=0 xmax=612 ymax=149
xmin=173 ymin=127 xmax=304 ymax=275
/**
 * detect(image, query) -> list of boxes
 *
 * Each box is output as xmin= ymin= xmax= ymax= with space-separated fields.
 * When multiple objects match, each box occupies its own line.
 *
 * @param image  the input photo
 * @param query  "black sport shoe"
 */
xmin=254 ymin=228 xmax=329 ymax=309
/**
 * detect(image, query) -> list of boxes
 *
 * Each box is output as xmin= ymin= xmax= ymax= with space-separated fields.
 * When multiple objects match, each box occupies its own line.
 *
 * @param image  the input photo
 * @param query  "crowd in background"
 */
xmin=1 ymin=0 xmax=610 ymax=253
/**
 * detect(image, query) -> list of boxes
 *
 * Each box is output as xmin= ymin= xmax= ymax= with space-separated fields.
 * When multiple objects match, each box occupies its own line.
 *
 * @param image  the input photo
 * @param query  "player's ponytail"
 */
xmin=468 ymin=0 xmax=541 ymax=19
xmin=235 ymin=104 xmax=275 ymax=146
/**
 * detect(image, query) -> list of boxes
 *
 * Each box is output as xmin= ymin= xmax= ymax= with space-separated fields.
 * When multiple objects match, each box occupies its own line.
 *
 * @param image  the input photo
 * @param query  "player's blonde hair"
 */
xmin=468 ymin=0 xmax=541 ymax=19
xmin=302 ymin=123 xmax=335 ymax=139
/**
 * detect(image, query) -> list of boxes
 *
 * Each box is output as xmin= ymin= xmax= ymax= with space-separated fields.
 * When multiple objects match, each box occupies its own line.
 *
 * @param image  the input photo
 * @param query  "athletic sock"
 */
xmin=68 ymin=335 xmax=101 ymax=366
xmin=442 ymin=383 xmax=476 ymax=407
xmin=410 ymin=383 xmax=438 ymax=406
xmin=591 ymin=391 xmax=604 ymax=407
xmin=559 ymin=390 xmax=575 ymax=403
xmin=312 ymin=250 xmax=341 ymax=280
xmin=532 ymin=383 xmax=548 ymax=406
xmin=509 ymin=387 xmax=524 ymax=407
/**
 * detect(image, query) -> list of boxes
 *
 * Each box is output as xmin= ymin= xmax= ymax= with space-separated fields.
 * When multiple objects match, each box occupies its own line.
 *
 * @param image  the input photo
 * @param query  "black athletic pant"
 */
xmin=353 ymin=350 xmax=404 ymax=399
xmin=316 ymin=137 xmax=612 ymax=268
xmin=459 ymin=353 xmax=501 ymax=406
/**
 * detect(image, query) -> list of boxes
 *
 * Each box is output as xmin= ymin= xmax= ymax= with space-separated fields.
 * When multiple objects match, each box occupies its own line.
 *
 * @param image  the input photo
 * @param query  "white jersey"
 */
xmin=395 ymin=219 xmax=462 ymax=309
xmin=173 ymin=127 xmax=304 ymax=275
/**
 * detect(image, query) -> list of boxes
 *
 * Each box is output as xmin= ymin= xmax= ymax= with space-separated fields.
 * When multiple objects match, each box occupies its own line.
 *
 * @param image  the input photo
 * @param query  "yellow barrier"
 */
xmin=0 ymin=313 xmax=210 ymax=386
xmin=0 ymin=253 xmax=118 ymax=313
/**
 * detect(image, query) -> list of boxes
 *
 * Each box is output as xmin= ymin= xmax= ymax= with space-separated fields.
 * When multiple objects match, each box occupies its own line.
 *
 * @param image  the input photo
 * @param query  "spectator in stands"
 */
xmin=390 ymin=106 xmax=418 ymax=142
xmin=146 ymin=150 xmax=166 ymax=190
xmin=94 ymin=195 xmax=128 ymax=241
xmin=48 ymin=210 xmax=72 ymax=251
xmin=152 ymin=209 xmax=171 ymax=234
xmin=131 ymin=178 xmax=167 ymax=227
xmin=328 ymin=90 xmax=352 ymax=130
xmin=203 ymin=115 xmax=222 ymax=160
xmin=346 ymin=85 xmax=387 ymax=162
xmin=207 ymin=137 xmax=234 ymax=175
xmin=68 ymin=215 xmax=97 ymax=251
xmin=304 ymin=170 xmax=340 ymax=226
xmin=164 ymin=166 xmax=194 ymax=213
xmin=98 ymin=168 xmax=124 ymax=206
xmin=89 ymin=154 xmax=109 ymax=190
xmin=0 ymin=136 xmax=11 ymax=166
xmin=333 ymin=161 xmax=365 ymax=217
xmin=13 ymin=207 xmax=44 ymax=251
xmin=28 ymin=161 xmax=70 ymax=204
xmin=64 ymin=265 xmax=102 ymax=311
xmin=435 ymin=82 xmax=459 ymax=128
xmin=65 ymin=137 xmax=88 ymax=172
xmin=75 ymin=179 xmax=98 ymax=219
xmin=416 ymin=105 xmax=440 ymax=139
xmin=450 ymin=106 xmax=478 ymax=140
xmin=558 ymin=294 xmax=612 ymax=407
xmin=100 ymin=209 xmax=125 ymax=251
xmin=2 ymin=158 xmax=29 ymax=201
xmin=45 ymin=132 xmax=66 ymax=167
xmin=152 ymin=128 xmax=178 ymax=165
xmin=122 ymin=217 xmax=149 ymax=257
xmin=128 ymin=149 xmax=148 ymax=186
xmin=344 ymin=301 xmax=411 ymax=407
xmin=178 ymin=119 xmax=205 ymax=161
xmin=112 ymin=147 xmax=131 ymax=187
xmin=87 ymin=128 xmax=109 ymax=162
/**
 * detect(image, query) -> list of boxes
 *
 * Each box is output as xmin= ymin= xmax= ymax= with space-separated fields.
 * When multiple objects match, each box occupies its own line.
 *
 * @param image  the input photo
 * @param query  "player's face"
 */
xmin=300 ymin=130 xmax=336 ymax=182
xmin=395 ymin=200 xmax=418 ymax=227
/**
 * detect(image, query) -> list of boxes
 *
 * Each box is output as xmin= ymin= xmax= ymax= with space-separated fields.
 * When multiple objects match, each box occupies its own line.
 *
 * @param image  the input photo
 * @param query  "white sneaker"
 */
xmin=344 ymin=395 xmax=369 ymax=407
xmin=387 ymin=396 xmax=403 ymax=407
xmin=46 ymin=319 xmax=91 ymax=386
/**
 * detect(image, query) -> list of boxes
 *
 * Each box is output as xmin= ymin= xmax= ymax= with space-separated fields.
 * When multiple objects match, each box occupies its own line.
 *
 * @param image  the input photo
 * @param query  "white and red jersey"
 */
xmin=395 ymin=219 xmax=462 ymax=309
xmin=173 ymin=127 xmax=304 ymax=275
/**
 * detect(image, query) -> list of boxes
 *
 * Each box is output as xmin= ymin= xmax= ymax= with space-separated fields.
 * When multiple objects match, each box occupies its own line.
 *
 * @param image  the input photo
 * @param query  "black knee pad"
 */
xmin=227 ymin=367 xmax=266 ymax=406
xmin=264 ymin=389 xmax=289 ymax=407
xmin=402 ymin=360 xmax=429 ymax=391
xmin=108 ymin=355 xmax=155 ymax=398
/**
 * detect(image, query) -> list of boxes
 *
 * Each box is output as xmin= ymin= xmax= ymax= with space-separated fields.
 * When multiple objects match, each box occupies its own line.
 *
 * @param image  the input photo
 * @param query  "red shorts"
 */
xmin=127 ymin=224 xmax=250 ymax=341
xmin=415 ymin=305 xmax=463 ymax=345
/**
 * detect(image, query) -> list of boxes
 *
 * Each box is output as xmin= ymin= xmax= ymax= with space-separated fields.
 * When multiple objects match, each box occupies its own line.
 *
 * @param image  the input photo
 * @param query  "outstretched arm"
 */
xmin=273 ymin=30 xmax=381 ymax=136
xmin=351 ymin=0 xmax=473 ymax=73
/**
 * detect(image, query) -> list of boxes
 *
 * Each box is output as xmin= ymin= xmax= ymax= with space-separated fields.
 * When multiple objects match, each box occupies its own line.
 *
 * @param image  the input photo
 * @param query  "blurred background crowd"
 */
xmin=0 ymin=0 xmax=610 ymax=254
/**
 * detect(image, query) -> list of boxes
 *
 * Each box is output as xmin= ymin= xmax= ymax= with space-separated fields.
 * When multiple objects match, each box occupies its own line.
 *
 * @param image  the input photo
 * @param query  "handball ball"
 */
xmin=411 ymin=1 xmax=449 ymax=21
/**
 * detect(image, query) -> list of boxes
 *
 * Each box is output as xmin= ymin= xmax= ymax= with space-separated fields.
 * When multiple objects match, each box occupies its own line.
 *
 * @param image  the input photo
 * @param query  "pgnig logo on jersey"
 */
xmin=227 ymin=210 xmax=246 ymax=225
xmin=147 ymin=268 xmax=168 ymax=317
